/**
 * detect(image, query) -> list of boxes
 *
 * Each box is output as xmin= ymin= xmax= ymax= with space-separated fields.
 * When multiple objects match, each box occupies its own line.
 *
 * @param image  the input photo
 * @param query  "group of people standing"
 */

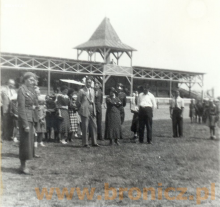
xmin=189 ymin=97 xmax=219 ymax=139
xmin=1 ymin=72 xmax=219 ymax=174
xmin=0 ymin=73 xmax=129 ymax=174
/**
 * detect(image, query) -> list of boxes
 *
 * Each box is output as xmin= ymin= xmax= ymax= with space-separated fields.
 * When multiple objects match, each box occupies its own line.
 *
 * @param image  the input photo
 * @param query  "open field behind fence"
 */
xmin=1 ymin=107 xmax=219 ymax=207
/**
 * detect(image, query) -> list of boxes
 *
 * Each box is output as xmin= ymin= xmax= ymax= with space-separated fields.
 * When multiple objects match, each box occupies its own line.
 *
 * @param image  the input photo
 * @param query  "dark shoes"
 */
xmin=147 ymin=141 xmax=153 ymax=144
xmin=109 ymin=140 xmax=120 ymax=146
xmin=92 ymin=144 xmax=100 ymax=147
xmin=98 ymin=138 xmax=104 ymax=141
xmin=83 ymin=144 xmax=101 ymax=147
xmin=97 ymin=136 xmax=104 ymax=141
xmin=173 ymin=135 xmax=183 ymax=138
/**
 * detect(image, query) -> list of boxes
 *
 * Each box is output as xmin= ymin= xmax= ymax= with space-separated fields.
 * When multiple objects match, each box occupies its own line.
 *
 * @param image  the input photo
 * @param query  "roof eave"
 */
xmin=74 ymin=44 xmax=137 ymax=51
xmin=133 ymin=66 xmax=206 ymax=75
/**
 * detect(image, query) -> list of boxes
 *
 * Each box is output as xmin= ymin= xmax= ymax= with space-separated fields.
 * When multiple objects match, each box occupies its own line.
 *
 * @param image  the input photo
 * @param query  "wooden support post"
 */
xmin=201 ymin=75 xmax=204 ymax=100
xmin=130 ymin=51 xmax=133 ymax=66
xmin=169 ymin=80 xmax=172 ymax=98
xmin=130 ymin=76 xmax=133 ymax=97
xmin=98 ymin=48 xmax=104 ymax=60
xmin=77 ymin=50 xmax=83 ymax=60
xmin=189 ymin=76 xmax=192 ymax=97
xmin=103 ymin=75 xmax=105 ymax=97
xmin=105 ymin=49 xmax=111 ymax=64
xmin=112 ymin=52 xmax=117 ymax=60
xmin=189 ymin=85 xmax=191 ymax=97
xmin=104 ymin=48 xmax=106 ymax=63
xmin=87 ymin=50 xmax=90 ymax=61
xmin=48 ymin=60 xmax=51 ymax=95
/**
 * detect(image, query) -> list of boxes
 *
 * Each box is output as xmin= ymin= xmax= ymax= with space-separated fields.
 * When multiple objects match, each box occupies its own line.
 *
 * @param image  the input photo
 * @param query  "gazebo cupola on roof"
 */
xmin=74 ymin=17 xmax=136 ymax=66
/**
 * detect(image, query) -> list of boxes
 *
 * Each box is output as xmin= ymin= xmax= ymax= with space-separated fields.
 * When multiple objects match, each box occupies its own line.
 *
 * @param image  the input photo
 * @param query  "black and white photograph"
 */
xmin=0 ymin=0 xmax=219 ymax=206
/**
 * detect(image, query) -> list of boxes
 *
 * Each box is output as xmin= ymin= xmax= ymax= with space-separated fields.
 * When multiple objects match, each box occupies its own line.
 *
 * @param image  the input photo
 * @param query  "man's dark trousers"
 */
xmin=139 ymin=107 xmax=153 ymax=143
xmin=2 ymin=113 xmax=14 ymax=140
xmin=172 ymin=108 xmax=183 ymax=137
xmin=96 ymin=110 xmax=102 ymax=140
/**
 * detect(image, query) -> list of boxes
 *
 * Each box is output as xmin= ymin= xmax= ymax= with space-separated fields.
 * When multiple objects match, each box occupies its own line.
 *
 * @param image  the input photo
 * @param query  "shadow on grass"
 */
xmin=1 ymin=153 xmax=19 ymax=159
xmin=1 ymin=167 xmax=21 ymax=175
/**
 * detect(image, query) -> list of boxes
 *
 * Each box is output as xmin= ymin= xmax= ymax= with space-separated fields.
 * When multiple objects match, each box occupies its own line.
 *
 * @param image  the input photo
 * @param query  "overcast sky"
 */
xmin=1 ymin=0 xmax=220 ymax=95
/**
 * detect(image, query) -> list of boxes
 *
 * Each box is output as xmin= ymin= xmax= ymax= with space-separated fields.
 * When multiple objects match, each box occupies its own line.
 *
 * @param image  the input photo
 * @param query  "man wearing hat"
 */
xmin=137 ymin=84 xmax=156 ymax=144
xmin=170 ymin=90 xmax=184 ymax=138
xmin=1 ymin=79 xmax=17 ymax=141
xmin=116 ymin=83 xmax=127 ymax=139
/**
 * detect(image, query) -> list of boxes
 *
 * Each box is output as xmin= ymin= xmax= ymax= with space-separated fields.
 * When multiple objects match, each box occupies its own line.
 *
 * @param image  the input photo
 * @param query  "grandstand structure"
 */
xmin=0 ymin=17 xmax=205 ymax=98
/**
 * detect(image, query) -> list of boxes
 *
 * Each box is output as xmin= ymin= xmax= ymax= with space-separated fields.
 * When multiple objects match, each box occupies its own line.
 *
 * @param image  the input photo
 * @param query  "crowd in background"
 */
xmin=1 ymin=72 xmax=219 ymax=174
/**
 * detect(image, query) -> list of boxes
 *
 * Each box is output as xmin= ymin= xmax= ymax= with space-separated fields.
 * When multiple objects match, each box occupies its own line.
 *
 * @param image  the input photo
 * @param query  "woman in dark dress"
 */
xmin=105 ymin=87 xmax=122 ymax=145
xmin=17 ymin=72 xmax=39 ymax=174
xmin=56 ymin=86 xmax=70 ymax=144
xmin=45 ymin=94 xmax=59 ymax=142
xmin=189 ymin=99 xmax=196 ymax=123
xmin=130 ymin=91 xmax=139 ymax=142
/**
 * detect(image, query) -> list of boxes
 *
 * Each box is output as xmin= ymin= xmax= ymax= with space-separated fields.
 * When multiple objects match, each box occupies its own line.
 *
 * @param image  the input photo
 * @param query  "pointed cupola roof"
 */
xmin=75 ymin=17 xmax=136 ymax=51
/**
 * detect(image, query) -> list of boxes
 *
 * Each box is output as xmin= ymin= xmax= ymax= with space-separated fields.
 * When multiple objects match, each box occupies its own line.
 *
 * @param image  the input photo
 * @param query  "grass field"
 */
xmin=0 ymin=106 xmax=219 ymax=207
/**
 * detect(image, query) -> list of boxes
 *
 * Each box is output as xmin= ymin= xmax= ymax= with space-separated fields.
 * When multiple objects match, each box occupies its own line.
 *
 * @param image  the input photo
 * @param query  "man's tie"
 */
xmin=89 ymin=89 xmax=92 ymax=101
xmin=9 ymin=89 xmax=13 ymax=100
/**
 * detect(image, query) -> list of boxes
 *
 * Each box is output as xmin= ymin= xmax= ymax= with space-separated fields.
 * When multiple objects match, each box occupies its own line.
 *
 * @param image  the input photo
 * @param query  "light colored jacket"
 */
xmin=76 ymin=87 xmax=96 ymax=117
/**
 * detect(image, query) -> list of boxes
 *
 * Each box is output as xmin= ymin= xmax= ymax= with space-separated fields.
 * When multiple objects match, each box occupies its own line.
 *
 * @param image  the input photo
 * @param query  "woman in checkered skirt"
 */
xmin=68 ymin=89 xmax=81 ymax=141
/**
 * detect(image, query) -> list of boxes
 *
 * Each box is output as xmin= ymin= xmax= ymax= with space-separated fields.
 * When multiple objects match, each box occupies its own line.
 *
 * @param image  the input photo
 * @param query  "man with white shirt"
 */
xmin=137 ymin=84 xmax=156 ymax=144
xmin=1 ymin=79 xmax=17 ymax=141
xmin=170 ymin=90 xmax=184 ymax=137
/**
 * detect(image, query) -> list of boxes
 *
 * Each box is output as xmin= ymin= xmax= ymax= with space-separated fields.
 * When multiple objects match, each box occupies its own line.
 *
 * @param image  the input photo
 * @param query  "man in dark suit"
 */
xmin=1 ymin=79 xmax=17 ymax=141
xmin=94 ymin=82 xmax=103 ymax=140
xmin=170 ymin=90 xmax=184 ymax=137
xmin=76 ymin=77 xmax=99 ymax=147
xmin=116 ymin=83 xmax=127 ymax=139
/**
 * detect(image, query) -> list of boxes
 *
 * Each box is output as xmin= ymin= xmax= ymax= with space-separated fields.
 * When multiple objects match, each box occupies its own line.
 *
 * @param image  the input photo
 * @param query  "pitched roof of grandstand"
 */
xmin=75 ymin=17 xmax=136 ymax=51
